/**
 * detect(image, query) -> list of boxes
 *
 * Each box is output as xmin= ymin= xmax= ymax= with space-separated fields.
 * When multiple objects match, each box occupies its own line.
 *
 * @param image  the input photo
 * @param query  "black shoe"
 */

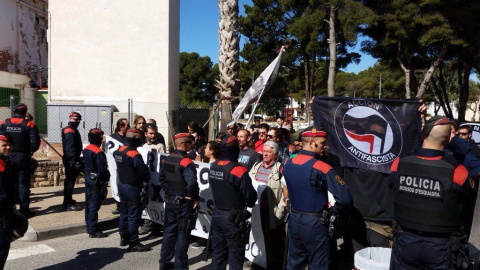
xmin=20 ymin=209 xmax=36 ymax=218
xmin=64 ymin=204 xmax=82 ymax=211
xmin=159 ymin=262 xmax=175 ymax=270
xmin=127 ymin=242 xmax=151 ymax=252
xmin=120 ymin=236 xmax=130 ymax=246
xmin=111 ymin=209 xmax=120 ymax=215
xmin=89 ymin=232 xmax=108 ymax=238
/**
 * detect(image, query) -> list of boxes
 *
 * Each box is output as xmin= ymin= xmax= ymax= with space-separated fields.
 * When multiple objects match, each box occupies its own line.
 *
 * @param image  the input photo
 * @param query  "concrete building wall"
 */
xmin=48 ymin=0 xmax=179 ymax=109
xmin=0 ymin=0 xmax=48 ymax=87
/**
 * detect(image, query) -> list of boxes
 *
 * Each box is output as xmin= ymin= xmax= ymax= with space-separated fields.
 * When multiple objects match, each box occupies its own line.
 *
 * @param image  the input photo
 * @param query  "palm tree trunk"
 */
xmin=217 ymin=0 xmax=240 ymax=131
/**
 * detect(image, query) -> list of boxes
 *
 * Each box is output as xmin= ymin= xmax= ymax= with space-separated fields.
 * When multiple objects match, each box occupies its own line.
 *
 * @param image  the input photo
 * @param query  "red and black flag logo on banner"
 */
xmin=312 ymin=97 xmax=421 ymax=173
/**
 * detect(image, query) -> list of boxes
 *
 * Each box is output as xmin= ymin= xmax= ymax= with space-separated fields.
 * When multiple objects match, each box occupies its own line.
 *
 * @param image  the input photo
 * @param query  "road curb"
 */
xmin=36 ymin=216 xmax=119 ymax=241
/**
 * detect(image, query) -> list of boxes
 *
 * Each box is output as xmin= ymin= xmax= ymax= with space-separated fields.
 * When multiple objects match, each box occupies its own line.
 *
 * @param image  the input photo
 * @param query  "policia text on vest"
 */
xmin=398 ymin=175 xmax=442 ymax=199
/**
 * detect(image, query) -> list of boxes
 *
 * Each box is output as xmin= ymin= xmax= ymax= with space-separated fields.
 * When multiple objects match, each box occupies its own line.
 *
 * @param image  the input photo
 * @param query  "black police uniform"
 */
xmin=209 ymin=159 xmax=257 ymax=270
xmin=159 ymin=149 xmax=199 ymax=270
xmin=62 ymin=122 xmax=83 ymax=210
xmin=283 ymin=150 xmax=352 ymax=270
xmin=83 ymin=143 xmax=110 ymax=236
xmin=390 ymin=148 xmax=474 ymax=269
xmin=113 ymin=145 xmax=150 ymax=249
xmin=0 ymin=116 xmax=40 ymax=215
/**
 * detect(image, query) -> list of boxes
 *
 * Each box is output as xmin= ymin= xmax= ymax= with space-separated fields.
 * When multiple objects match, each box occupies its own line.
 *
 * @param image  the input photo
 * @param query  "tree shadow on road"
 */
xmin=36 ymin=247 xmax=124 ymax=270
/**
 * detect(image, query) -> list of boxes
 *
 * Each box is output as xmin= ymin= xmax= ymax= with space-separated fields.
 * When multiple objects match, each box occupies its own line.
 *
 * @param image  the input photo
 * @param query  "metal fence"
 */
xmin=0 ymin=96 xmax=217 ymax=161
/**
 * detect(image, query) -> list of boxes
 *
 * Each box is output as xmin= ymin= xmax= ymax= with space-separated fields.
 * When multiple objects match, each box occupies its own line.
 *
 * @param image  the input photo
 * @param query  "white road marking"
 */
xmin=7 ymin=244 xmax=55 ymax=261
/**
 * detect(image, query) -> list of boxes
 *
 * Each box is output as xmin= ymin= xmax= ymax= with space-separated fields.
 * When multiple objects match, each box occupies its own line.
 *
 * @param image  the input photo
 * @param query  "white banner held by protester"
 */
xmin=105 ymin=136 xmax=121 ymax=202
xmin=104 ymin=143 xmax=267 ymax=267
xmin=228 ymin=48 xmax=284 ymax=127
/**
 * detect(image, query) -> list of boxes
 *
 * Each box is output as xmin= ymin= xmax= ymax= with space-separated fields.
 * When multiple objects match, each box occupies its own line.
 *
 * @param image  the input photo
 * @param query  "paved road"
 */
xmin=6 ymin=229 xmax=212 ymax=270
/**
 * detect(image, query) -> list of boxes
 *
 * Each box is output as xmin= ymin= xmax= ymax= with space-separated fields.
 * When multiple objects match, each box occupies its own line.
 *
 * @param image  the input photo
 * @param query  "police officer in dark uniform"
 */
xmin=283 ymin=127 xmax=352 ymax=270
xmin=159 ymin=133 xmax=200 ymax=270
xmin=83 ymin=128 xmax=110 ymax=238
xmin=0 ymin=132 xmax=15 ymax=268
xmin=390 ymin=116 xmax=474 ymax=269
xmin=61 ymin=112 xmax=83 ymax=211
xmin=209 ymin=135 xmax=257 ymax=270
xmin=0 ymin=103 xmax=40 ymax=217
xmin=113 ymin=128 xmax=151 ymax=252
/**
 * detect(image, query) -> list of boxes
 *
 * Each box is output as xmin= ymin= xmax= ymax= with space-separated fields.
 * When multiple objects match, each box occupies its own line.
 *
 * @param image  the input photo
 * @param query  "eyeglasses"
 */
xmin=459 ymin=133 xmax=469 ymax=136
xmin=267 ymin=135 xmax=275 ymax=139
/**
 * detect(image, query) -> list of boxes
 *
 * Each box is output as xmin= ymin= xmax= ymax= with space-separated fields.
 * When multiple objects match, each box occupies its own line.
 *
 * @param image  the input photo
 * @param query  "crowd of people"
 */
xmin=0 ymin=101 xmax=478 ymax=270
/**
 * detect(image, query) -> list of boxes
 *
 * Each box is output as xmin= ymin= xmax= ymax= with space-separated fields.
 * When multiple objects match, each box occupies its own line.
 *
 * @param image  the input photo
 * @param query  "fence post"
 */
xmin=9 ymin=95 xmax=15 ymax=116
xmin=127 ymin=98 xmax=131 ymax=124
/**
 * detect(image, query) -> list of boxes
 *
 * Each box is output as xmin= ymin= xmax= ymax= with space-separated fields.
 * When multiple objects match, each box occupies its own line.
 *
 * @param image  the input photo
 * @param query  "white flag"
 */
xmin=228 ymin=49 xmax=284 ymax=127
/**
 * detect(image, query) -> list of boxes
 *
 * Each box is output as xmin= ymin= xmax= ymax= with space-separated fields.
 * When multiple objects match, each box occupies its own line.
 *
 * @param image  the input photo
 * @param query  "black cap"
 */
xmin=14 ymin=103 xmax=28 ymax=115
xmin=422 ymin=115 xmax=451 ymax=136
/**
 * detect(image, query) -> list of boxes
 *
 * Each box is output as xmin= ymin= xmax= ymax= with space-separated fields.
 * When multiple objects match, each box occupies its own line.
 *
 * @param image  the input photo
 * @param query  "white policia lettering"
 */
xmin=399 ymin=175 xmax=442 ymax=198
xmin=6 ymin=126 xmax=22 ymax=132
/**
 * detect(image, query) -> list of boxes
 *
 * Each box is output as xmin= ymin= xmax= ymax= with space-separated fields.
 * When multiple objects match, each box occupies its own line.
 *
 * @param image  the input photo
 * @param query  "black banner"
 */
xmin=312 ymin=97 xmax=421 ymax=173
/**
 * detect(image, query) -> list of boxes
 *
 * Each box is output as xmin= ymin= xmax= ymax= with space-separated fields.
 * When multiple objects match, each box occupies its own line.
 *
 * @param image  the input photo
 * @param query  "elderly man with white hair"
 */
xmin=249 ymin=140 xmax=287 ymax=269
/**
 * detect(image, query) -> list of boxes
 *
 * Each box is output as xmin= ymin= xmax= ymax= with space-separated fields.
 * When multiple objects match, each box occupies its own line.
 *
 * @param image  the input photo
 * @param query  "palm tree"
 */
xmin=217 ymin=0 xmax=240 ymax=131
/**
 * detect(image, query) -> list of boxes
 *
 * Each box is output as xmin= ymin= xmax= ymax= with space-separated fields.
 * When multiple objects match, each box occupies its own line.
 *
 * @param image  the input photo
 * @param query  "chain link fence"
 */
xmin=0 ymin=95 xmax=217 ymax=161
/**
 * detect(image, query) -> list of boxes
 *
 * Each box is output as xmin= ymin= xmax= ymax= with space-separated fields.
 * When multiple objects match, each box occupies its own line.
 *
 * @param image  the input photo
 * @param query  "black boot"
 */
xmin=127 ymin=242 xmax=151 ymax=252
xmin=120 ymin=235 xmax=130 ymax=246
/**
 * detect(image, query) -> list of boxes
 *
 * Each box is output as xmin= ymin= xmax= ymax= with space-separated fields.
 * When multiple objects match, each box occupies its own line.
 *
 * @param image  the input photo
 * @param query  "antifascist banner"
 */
xmin=104 ymin=136 xmax=267 ymax=268
xmin=312 ymin=97 xmax=421 ymax=173
xmin=228 ymin=48 xmax=283 ymax=127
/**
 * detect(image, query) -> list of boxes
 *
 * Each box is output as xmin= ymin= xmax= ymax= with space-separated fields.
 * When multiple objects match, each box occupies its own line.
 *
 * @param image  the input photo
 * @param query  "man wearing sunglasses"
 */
xmin=254 ymin=124 xmax=270 ymax=154
xmin=159 ymin=133 xmax=199 ymax=270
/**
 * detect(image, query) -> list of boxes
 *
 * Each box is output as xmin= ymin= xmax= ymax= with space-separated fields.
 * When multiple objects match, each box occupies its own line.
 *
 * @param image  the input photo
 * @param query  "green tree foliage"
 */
xmin=239 ymin=0 xmax=366 ymax=121
xmin=179 ymin=52 xmax=219 ymax=107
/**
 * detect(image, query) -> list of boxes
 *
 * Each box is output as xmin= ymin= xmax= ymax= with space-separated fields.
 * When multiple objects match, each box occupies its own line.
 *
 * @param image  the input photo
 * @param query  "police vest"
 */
xmin=114 ymin=146 xmax=139 ymax=186
xmin=395 ymin=155 xmax=463 ymax=233
xmin=61 ymin=126 xmax=82 ymax=158
xmin=283 ymin=155 xmax=328 ymax=213
xmin=5 ymin=118 xmax=30 ymax=153
xmin=163 ymin=154 xmax=189 ymax=195
xmin=209 ymin=160 xmax=245 ymax=211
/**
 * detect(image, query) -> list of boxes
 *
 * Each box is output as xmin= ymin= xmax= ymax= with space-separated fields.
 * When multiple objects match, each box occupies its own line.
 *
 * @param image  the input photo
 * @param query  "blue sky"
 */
xmin=179 ymin=0 xmax=377 ymax=74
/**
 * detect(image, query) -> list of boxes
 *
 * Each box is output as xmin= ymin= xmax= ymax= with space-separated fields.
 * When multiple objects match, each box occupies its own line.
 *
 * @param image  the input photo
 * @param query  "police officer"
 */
xmin=0 ymin=132 xmax=15 ymax=268
xmin=283 ymin=127 xmax=352 ymax=270
xmin=159 ymin=133 xmax=200 ymax=270
xmin=209 ymin=135 xmax=257 ymax=270
xmin=113 ymin=128 xmax=151 ymax=252
xmin=61 ymin=112 xmax=83 ymax=211
xmin=390 ymin=116 xmax=474 ymax=269
xmin=83 ymin=128 xmax=110 ymax=238
xmin=0 ymin=103 xmax=40 ymax=217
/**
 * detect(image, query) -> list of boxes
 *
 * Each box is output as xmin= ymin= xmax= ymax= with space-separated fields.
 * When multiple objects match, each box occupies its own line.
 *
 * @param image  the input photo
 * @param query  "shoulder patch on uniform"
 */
xmin=453 ymin=165 xmax=469 ymax=186
xmin=180 ymin=157 xmax=193 ymax=167
xmin=85 ymin=144 xmax=102 ymax=154
xmin=27 ymin=121 xmax=36 ymax=128
xmin=313 ymin=160 xmax=333 ymax=174
xmin=0 ymin=159 xmax=5 ymax=173
xmin=217 ymin=160 xmax=231 ymax=166
xmin=231 ymin=165 xmax=248 ymax=178
xmin=126 ymin=150 xmax=140 ymax=158
xmin=0 ymin=120 xmax=5 ymax=125
xmin=335 ymin=175 xmax=345 ymax=186
xmin=279 ymin=166 xmax=283 ymax=174
xmin=63 ymin=127 xmax=75 ymax=134
xmin=292 ymin=154 xmax=314 ymax=165
xmin=119 ymin=146 xmax=128 ymax=151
